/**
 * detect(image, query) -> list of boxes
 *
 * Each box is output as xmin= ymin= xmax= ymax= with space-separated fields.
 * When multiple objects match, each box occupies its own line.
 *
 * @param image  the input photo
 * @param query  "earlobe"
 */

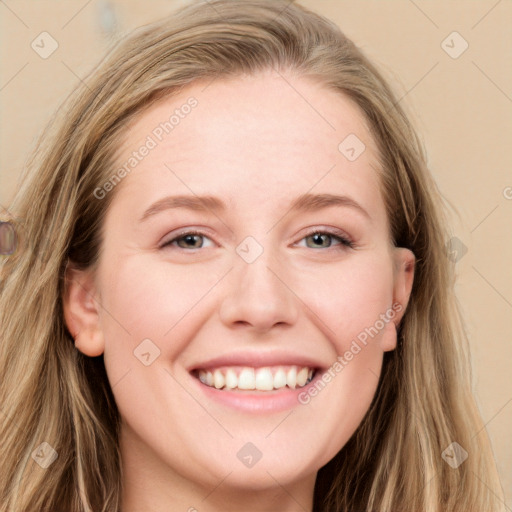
xmin=74 ymin=328 xmax=105 ymax=357
xmin=63 ymin=263 xmax=105 ymax=357
xmin=379 ymin=319 xmax=398 ymax=352
xmin=391 ymin=247 xmax=415 ymax=326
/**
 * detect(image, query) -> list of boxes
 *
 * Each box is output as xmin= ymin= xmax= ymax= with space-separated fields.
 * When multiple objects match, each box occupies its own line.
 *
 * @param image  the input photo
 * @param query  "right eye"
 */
xmin=160 ymin=230 xmax=215 ymax=250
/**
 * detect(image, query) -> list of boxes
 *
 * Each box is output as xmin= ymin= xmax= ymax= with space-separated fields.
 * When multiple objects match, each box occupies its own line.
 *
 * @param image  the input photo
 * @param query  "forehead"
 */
xmin=111 ymin=71 xmax=385 ymax=223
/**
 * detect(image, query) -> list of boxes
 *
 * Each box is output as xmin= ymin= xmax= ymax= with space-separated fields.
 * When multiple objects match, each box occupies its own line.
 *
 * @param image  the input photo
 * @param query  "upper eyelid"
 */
xmin=298 ymin=226 xmax=352 ymax=241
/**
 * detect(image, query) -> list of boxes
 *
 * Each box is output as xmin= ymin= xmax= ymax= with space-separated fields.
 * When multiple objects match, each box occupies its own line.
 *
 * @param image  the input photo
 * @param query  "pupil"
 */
xmin=312 ymin=233 xmax=328 ymax=247
xmin=183 ymin=235 xmax=200 ymax=247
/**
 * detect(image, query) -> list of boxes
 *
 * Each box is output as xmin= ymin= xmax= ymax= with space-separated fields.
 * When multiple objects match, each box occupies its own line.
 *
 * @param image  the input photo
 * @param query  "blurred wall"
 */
xmin=1 ymin=0 xmax=510 ymax=505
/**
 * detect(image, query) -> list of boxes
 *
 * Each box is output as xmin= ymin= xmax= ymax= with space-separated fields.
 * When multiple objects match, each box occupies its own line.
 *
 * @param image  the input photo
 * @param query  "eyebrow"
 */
xmin=139 ymin=193 xmax=370 ymax=222
xmin=289 ymin=193 xmax=371 ymax=220
xmin=139 ymin=195 xmax=225 ymax=221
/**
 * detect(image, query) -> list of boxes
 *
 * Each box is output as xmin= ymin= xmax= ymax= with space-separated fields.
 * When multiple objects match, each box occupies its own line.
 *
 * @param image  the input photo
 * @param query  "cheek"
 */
xmin=297 ymin=253 xmax=395 ymax=352
xmin=94 ymin=255 xmax=228 ymax=407
xmin=98 ymin=255 xmax=224 ymax=350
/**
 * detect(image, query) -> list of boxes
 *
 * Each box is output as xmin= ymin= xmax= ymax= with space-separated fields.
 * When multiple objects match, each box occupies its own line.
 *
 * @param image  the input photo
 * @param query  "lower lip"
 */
xmin=190 ymin=371 xmax=322 ymax=413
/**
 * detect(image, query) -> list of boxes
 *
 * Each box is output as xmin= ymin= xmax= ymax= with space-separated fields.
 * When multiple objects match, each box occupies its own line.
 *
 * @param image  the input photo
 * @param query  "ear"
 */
xmin=62 ymin=262 xmax=105 ymax=357
xmin=391 ymin=247 xmax=415 ymax=325
xmin=379 ymin=247 xmax=415 ymax=352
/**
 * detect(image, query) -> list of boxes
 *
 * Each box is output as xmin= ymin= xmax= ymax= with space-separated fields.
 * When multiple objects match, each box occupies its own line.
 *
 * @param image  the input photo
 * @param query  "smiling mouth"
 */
xmin=192 ymin=365 xmax=316 ymax=391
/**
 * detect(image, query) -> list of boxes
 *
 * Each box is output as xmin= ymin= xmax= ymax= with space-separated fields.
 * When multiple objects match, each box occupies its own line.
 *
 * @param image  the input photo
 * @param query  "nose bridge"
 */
xmin=218 ymin=243 xmax=299 ymax=331
xmin=239 ymin=249 xmax=282 ymax=297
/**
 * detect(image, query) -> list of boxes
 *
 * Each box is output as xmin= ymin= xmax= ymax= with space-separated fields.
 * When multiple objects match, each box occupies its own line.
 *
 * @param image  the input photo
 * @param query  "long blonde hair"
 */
xmin=0 ymin=1 xmax=504 ymax=510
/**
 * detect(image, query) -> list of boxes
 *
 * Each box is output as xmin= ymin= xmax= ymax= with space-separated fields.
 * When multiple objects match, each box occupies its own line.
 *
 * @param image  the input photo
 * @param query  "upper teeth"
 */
xmin=197 ymin=366 xmax=314 ymax=391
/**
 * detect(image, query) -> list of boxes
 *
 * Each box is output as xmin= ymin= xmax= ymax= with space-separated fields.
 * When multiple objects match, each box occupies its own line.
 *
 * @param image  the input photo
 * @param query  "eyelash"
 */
xmin=160 ymin=228 xmax=355 ymax=251
xmin=300 ymin=230 xmax=355 ymax=249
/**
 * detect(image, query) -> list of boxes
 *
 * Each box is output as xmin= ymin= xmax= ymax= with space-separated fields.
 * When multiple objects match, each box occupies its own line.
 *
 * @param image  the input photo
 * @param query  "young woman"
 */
xmin=0 ymin=1 xmax=505 ymax=511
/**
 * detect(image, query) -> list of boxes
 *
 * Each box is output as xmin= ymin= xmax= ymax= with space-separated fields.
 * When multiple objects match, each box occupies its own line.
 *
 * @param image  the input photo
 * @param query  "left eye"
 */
xmin=162 ymin=231 xmax=214 ymax=249
xmin=298 ymin=231 xmax=354 ymax=249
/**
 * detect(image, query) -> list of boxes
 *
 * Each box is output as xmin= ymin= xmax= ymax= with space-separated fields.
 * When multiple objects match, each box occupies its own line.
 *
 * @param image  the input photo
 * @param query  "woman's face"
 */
xmin=65 ymin=71 xmax=414 ymax=501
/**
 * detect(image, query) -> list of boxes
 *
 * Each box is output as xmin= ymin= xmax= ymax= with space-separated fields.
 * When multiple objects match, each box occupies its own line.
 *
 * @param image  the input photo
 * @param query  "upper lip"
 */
xmin=188 ymin=350 xmax=327 ymax=372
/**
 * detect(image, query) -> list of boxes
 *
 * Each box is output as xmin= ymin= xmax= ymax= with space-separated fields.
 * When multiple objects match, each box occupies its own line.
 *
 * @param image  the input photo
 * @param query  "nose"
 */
xmin=218 ymin=254 xmax=299 ymax=334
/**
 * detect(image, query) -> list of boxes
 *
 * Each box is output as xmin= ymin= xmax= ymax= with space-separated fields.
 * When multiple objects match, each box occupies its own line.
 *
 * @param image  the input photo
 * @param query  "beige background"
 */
xmin=1 ymin=0 xmax=511 ymax=506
